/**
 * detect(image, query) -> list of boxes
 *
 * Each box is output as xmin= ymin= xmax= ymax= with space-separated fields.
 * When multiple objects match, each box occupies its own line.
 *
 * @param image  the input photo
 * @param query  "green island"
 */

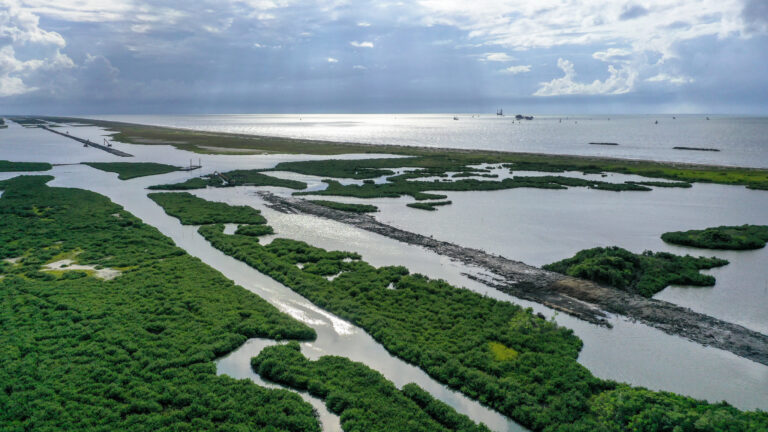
xmin=148 ymin=192 xmax=267 ymax=225
xmin=253 ymin=343 xmax=491 ymax=432
xmin=308 ymin=199 xmax=379 ymax=213
xmin=36 ymin=118 xmax=768 ymax=190
xmin=0 ymin=176 xmax=320 ymax=431
xmin=235 ymin=224 xmax=275 ymax=237
xmin=543 ymin=246 xmax=729 ymax=297
xmin=141 ymin=192 xmax=768 ymax=432
xmin=149 ymin=170 xmax=307 ymax=190
xmin=83 ymin=162 xmax=183 ymax=180
xmin=407 ymin=200 xmax=452 ymax=211
xmin=662 ymin=225 xmax=768 ymax=250
xmin=0 ymin=160 xmax=52 ymax=172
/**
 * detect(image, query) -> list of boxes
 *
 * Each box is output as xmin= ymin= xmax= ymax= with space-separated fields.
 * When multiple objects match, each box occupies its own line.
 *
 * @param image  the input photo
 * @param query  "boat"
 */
xmin=453 ymin=116 xmax=459 ymax=120
xmin=496 ymin=108 xmax=503 ymax=116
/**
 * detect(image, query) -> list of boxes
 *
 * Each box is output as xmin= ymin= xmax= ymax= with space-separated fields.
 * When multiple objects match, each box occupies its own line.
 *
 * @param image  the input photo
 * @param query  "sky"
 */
xmin=1 ymin=0 xmax=768 ymax=115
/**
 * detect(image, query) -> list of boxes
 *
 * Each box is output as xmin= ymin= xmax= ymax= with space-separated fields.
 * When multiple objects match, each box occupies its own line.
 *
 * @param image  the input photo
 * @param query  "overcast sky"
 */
xmin=2 ymin=0 xmax=767 ymax=114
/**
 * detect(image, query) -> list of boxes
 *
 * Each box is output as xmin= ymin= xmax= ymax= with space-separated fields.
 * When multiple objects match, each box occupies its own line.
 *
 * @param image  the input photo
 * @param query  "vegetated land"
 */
xmin=272 ymin=154 xmax=768 ymax=190
xmin=9 ymin=117 xmax=47 ymax=127
xmin=295 ymin=175 xmax=649 ymax=205
xmin=625 ymin=180 xmax=692 ymax=188
xmin=253 ymin=343 xmax=492 ymax=432
xmin=188 ymin=217 xmax=768 ymax=432
xmin=84 ymin=162 xmax=183 ymax=180
xmin=148 ymin=192 xmax=267 ymax=225
xmin=0 ymin=176 xmax=319 ymax=431
xmin=0 ymin=160 xmax=52 ymax=172
xmin=149 ymin=170 xmax=306 ymax=190
xmin=37 ymin=117 xmax=768 ymax=189
xmin=308 ymin=200 xmax=378 ymax=213
xmin=407 ymin=200 xmax=452 ymax=211
xmin=259 ymin=191 xmax=768 ymax=367
xmin=662 ymin=225 xmax=768 ymax=250
xmin=543 ymin=246 xmax=729 ymax=298
xmin=235 ymin=224 xmax=275 ymax=237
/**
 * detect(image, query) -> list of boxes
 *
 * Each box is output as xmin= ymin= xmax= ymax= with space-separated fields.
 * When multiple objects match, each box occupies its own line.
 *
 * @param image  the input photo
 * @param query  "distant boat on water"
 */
xmin=496 ymin=108 xmax=503 ymax=116
xmin=453 ymin=116 xmax=459 ymax=120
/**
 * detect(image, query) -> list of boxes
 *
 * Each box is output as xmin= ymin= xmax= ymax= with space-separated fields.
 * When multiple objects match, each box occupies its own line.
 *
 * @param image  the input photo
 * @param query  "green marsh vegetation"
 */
xmin=0 ymin=160 xmax=52 ymax=172
xmin=662 ymin=225 xmax=768 ymax=250
xmin=544 ymin=247 xmax=729 ymax=297
xmin=148 ymin=192 xmax=267 ymax=225
xmin=407 ymin=201 xmax=452 ymax=211
xmin=149 ymin=170 xmax=306 ymax=190
xmin=274 ymin=154 xmax=768 ymax=191
xmin=187 ymin=217 xmax=768 ymax=431
xmin=252 ymin=343 xmax=491 ymax=432
xmin=83 ymin=162 xmax=183 ymax=180
xmin=308 ymin=200 xmax=379 ymax=213
xmin=0 ymin=176 xmax=319 ymax=431
xmin=38 ymin=117 xmax=768 ymax=189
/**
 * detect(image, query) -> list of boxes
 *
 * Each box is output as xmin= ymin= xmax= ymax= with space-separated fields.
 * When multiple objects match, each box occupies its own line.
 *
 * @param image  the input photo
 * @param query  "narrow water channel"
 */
xmin=47 ymin=164 xmax=528 ymax=432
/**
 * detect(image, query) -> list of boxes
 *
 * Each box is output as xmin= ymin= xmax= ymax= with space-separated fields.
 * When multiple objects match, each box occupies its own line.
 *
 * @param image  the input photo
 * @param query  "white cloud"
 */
xmin=534 ymin=58 xmax=637 ymax=96
xmin=0 ymin=4 xmax=75 ymax=98
xmin=646 ymin=73 xmax=694 ymax=85
xmin=350 ymin=40 xmax=374 ymax=48
xmin=415 ymin=0 xmax=748 ymax=62
xmin=592 ymin=48 xmax=632 ymax=62
xmin=480 ymin=52 xmax=515 ymax=62
xmin=353 ymin=64 xmax=367 ymax=70
xmin=327 ymin=57 xmax=338 ymax=63
xmin=357 ymin=21 xmax=371 ymax=27
xmin=502 ymin=65 xmax=531 ymax=74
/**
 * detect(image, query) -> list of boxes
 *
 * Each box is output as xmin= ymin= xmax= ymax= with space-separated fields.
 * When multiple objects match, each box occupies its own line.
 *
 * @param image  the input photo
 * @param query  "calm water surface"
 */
xmin=88 ymin=114 xmax=768 ymax=168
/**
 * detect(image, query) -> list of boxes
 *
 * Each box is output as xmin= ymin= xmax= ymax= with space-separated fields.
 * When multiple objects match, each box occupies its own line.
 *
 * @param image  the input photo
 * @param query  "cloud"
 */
xmin=0 ymin=3 xmax=75 ymax=97
xmin=619 ymin=4 xmax=650 ymax=21
xmin=353 ymin=64 xmax=367 ymax=70
xmin=350 ymin=41 xmax=374 ymax=48
xmin=502 ymin=65 xmax=531 ymax=74
xmin=534 ymin=58 xmax=637 ymax=96
xmin=592 ymin=48 xmax=632 ymax=62
xmin=357 ymin=21 xmax=371 ymax=27
xmin=742 ymin=0 xmax=768 ymax=33
xmin=480 ymin=52 xmax=515 ymax=62
xmin=327 ymin=57 xmax=338 ymax=63
xmin=646 ymin=73 xmax=693 ymax=85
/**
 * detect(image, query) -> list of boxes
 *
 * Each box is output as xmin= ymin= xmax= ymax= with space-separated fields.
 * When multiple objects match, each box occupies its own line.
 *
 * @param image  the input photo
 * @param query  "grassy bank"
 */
xmin=170 ymin=211 xmax=768 ymax=431
xmin=662 ymin=225 xmax=768 ymax=250
xmin=148 ymin=192 xmax=267 ymax=225
xmin=149 ymin=170 xmax=307 ymax=190
xmin=0 ymin=160 xmax=52 ymax=172
xmin=0 ymin=176 xmax=318 ymax=431
xmin=308 ymin=200 xmax=379 ymax=213
xmin=407 ymin=200 xmax=452 ymax=211
xmin=253 ymin=343 xmax=491 ymax=432
xmin=84 ymin=162 xmax=183 ymax=180
xmin=544 ymin=246 xmax=729 ymax=297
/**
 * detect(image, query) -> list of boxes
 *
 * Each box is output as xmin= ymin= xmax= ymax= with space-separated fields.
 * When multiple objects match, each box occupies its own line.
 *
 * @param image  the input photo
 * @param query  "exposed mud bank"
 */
xmin=258 ymin=191 xmax=768 ymax=367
